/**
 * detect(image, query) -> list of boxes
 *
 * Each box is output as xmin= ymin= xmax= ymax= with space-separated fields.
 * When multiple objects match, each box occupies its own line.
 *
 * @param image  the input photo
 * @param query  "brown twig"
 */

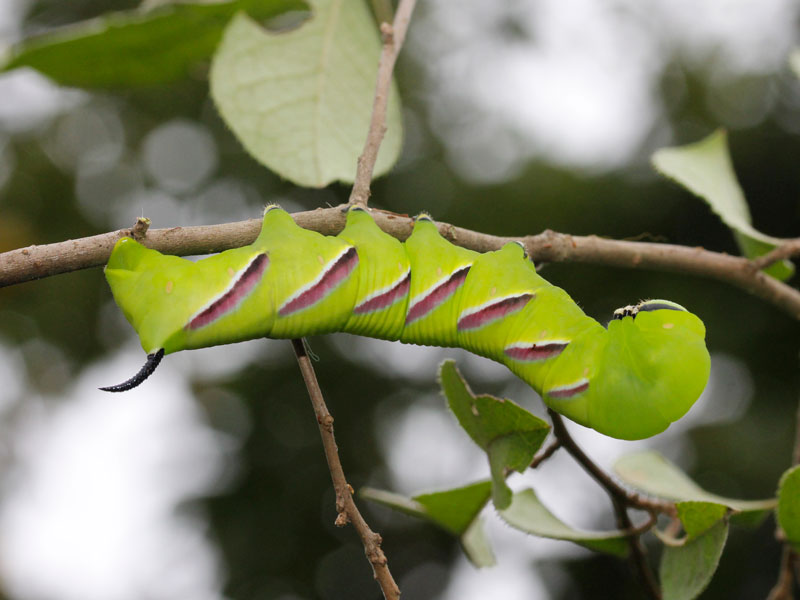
xmin=767 ymin=546 xmax=797 ymax=600
xmin=751 ymin=239 xmax=800 ymax=271
xmin=4 ymin=206 xmax=800 ymax=324
xmin=548 ymin=410 xmax=666 ymax=599
xmin=530 ymin=438 xmax=561 ymax=468
xmin=131 ymin=217 xmax=150 ymax=241
xmin=547 ymin=411 xmax=676 ymax=516
xmin=290 ymin=339 xmax=400 ymax=600
xmin=627 ymin=511 xmax=659 ymax=537
xmin=767 ymin=392 xmax=800 ymax=599
xmin=348 ymin=0 xmax=416 ymax=208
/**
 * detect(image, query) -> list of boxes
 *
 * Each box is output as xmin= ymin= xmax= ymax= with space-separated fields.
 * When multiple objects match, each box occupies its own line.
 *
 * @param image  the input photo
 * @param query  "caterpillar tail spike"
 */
xmin=100 ymin=348 xmax=165 ymax=392
xmin=103 ymin=206 xmax=710 ymax=440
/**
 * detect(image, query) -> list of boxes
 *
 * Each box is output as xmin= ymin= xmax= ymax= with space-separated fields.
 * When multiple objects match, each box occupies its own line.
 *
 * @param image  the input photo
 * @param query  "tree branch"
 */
xmin=290 ymin=339 xmax=400 ymax=600
xmin=348 ymin=0 xmax=417 ymax=208
xmin=3 ymin=205 xmax=800 ymax=323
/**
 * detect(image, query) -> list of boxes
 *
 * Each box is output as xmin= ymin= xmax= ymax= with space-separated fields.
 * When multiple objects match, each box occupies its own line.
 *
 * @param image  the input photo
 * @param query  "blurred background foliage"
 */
xmin=0 ymin=0 xmax=799 ymax=599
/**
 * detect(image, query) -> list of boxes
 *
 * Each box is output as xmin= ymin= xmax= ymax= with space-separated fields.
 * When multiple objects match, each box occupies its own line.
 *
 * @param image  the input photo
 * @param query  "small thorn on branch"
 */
xmin=132 ymin=217 xmax=151 ymax=240
xmin=380 ymin=22 xmax=394 ymax=44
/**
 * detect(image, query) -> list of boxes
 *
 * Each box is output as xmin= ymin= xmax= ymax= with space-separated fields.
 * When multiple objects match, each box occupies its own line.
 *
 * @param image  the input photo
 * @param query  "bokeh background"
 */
xmin=1 ymin=0 xmax=800 ymax=598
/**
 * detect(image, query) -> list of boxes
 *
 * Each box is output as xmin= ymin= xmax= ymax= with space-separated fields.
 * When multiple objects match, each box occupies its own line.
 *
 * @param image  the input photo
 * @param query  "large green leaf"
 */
xmin=777 ymin=465 xmax=800 ymax=552
xmin=660 ymin=520 xmax=728 ymax=600
xmin=498 ymin=489 xmax=629 ymax=557
xmin=439 ymin=360 xmax=550 ymax=509
xmin=1 ymin=0 xmax=305 ymax=88
xmin=361 ymin=481 xmax=496 ymax=567
xmin=615 ymin=451 xmax=775 ymax=524
xmin=210 ymin=0 xmax=403 ymax=187
xmin=652 ymin=129 xmax=793 ymax=281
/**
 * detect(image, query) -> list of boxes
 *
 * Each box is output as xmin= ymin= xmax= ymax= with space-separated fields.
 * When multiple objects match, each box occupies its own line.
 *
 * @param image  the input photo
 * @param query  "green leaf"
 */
xmin=439 ymin=360 xmax=550 ymax=509
xmin=210 ymin=1 xmax=403 ymax=187
xmin=360 ymin=481 xmax=496 ymax=567
xmin=1 ymin=0 xmax=305 ymax=88
xmin=414 ymin=480 xmax=493 ymax=535
xmin=615 ymin=451 xmax=776 ymax=523
xmin=460 ymin=517 xmax=496 ymax=568
xmin=660 ymin=520 xmax=728 ymax=600
xmin=777 ymin=465 xmax=800 ymax=552
xmin=652 ymin=129 xmax=793 ymax=281
xmin=360 ymin=487 xmax=427 ymax=520
xmin=676 ymin=501 xmax=728 ymax=540
xmin=498 ymin=489 xmax=629 ymax=557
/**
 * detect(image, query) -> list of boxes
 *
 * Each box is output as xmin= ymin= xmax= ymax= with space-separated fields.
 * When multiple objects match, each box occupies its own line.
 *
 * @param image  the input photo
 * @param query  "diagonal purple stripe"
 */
xmin=405 ymin=266 xmax=470 ymax=325
xmin=279 ymin=247 xmax=359 ymax=317
xmin=187 ymin=253 xmax=268 ymax=330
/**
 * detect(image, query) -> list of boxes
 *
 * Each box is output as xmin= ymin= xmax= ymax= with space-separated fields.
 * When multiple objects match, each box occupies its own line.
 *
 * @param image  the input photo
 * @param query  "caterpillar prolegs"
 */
xmin=103 ymin=205 xmax=711 ymax=440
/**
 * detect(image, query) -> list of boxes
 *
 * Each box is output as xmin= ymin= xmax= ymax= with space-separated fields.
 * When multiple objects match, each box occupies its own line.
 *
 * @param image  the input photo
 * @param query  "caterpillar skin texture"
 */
xmin=104 ymin=206 xmax=711 ymax=440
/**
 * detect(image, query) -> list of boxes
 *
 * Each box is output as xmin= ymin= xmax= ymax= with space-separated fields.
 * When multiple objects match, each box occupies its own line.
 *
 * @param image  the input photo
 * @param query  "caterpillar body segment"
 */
xmin=258 ymin=207 xmax=360 ymax=339
xmin=103 ymin=205 xmax=711 ymax=440
xmin=337 ymin=206 xmax=411 ymax=340
xmin=399 ymin=215 xmax=479 ymax=348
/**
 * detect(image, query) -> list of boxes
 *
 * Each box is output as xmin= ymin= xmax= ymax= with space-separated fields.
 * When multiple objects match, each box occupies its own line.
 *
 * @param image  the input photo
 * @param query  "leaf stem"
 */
xmin=290 ymin=338 xmax=400 ymax=600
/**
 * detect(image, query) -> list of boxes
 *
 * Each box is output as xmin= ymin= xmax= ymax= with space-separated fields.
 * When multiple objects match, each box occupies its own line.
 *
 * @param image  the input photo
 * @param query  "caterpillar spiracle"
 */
xmin=102 ymin=205 xmax=711 ymax=441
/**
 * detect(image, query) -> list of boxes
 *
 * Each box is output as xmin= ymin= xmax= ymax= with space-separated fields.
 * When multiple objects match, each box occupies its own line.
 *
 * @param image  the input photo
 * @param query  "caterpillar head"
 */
xmin=588 ymin=299 xmax=711 ymax=439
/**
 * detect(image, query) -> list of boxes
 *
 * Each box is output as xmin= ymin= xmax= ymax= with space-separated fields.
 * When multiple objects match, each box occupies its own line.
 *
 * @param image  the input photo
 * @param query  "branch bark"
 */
xmin=6 ymin=206 xmax=798 ymax=323
xmin=291 ymin=339 xmax=400 ymax=600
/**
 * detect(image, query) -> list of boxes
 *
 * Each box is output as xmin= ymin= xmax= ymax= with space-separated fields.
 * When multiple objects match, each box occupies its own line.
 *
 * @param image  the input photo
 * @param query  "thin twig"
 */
xmin=547 ymin=411 xmax=676 ymax=516
xmin=793 ymin=393 xmax=800 ymax=467
xmin=767 ymin=391 xmax=800 ymax=599
xmin=348 ymin=0 xmax=417 ymax=208
xmin=290 ymin=339 xmax=400 ymax=600
xmin=548 ymin=410 xmax=665 ymax=599
xmin=751 ymin=239 xmax=800 ymax=271
xmin=767 ymin=547 xmax=797 ymax=600
xmin=530 ymin=438 xmax=561 ymax=468
xmin=612 ymin=496 xmax=661 ymax=600
xmin=4 ymin=206 xmax=800 ymax=323
xmin=627 ymin=511 xmax=659 ymax=537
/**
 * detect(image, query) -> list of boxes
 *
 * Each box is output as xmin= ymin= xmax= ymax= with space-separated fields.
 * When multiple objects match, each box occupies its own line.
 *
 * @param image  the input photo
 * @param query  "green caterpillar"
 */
xmin=103 ymin=205 xmax=711 ymax=440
